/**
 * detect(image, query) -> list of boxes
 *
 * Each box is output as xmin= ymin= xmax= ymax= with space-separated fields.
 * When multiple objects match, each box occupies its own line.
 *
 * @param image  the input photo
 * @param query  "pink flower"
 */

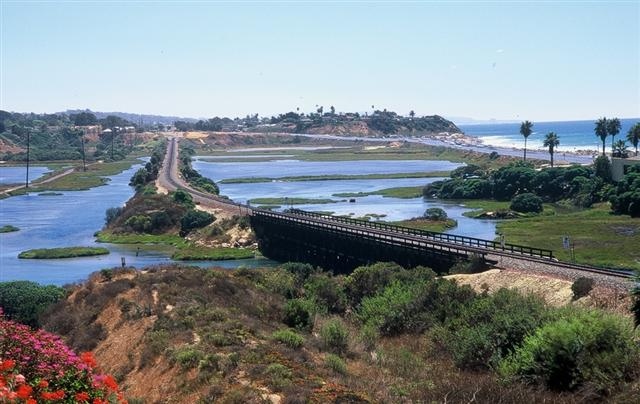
xmin=15 ymin=374 xmax=26 ymax=384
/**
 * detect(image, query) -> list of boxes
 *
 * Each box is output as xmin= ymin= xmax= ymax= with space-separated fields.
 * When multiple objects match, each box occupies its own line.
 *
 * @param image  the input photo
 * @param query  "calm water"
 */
xmin=195 ymin=158 xmax=498 ymax=240
xmin=459 ymin=118 xmax=639 ymax=152
xmin=0 ymin=163 xmax=275 ymax=286
xmin=193 ymin=158 xmax=464 ymax=180
xmin=0 ymin=166 xmax=51 ymax=184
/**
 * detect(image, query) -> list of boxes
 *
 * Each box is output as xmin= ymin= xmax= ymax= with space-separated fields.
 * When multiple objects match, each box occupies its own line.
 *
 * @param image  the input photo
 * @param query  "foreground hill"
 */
xmin=39 ymin=263 xmax=640 ymax=403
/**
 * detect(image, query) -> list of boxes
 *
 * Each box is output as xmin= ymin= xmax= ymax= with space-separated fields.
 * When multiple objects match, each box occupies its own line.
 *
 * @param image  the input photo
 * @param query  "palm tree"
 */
xmin=595 ymin=117 xmax=608 ymax=155
xmin=543 ymin=132 xmax=560 ymax=167
xmin=607 ymin=117 xmax=621 ymax=151
xmin=519 ymin=121 xmax=533 ymax=161
xmin=612 ymin=139 xmax=628 ymax=158
xmin=627 ymin=122 xmax=640 ymax=156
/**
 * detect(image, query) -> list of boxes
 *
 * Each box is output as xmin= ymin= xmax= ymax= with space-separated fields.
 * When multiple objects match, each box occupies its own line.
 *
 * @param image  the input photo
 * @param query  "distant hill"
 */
xmin=63 ymin=109 xmax=199 ymax=126
xmin=266 ymin=110 xmax=462 ymax=137
xmin=185 ymin=110 xmax=462 ymax=137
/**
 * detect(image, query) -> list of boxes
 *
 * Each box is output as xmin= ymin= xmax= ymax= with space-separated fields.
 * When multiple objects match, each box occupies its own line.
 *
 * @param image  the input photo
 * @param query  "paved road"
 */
xmin=157 ymin=137 xmax=246 ymax=217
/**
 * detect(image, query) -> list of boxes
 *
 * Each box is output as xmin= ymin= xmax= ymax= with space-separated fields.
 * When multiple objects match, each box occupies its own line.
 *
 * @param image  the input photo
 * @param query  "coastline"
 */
xmin=292 ymin=131 xmax=596 ymax=165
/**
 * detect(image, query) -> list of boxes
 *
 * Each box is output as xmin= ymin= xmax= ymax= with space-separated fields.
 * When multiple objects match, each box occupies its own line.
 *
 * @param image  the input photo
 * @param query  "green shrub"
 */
xmin=304 ymin=273 xmax=346 ymax=314
xmin=280 ymin=262 xmax=316 ymax=285
xmin=359 ymin=324 xmax=379 ymax=351
xmin=571 ymin=277 xmax=595 ymax=300
xmin=0 ymin=281 xmax=65 ymax=327
xmin=173 ymin=346 xmax=205 ymax=369
xmin=423 ymin=207 xmax=448 ymax=220
xmin=320 ymin=318 xmax=349 ymax=354
xmin=261 ymin=269 xmax=298 ymax=298
xmin=593 ymin=155 xmax=612 ymax=182
xmin=344 ymin=262 xmax=421 ymax=306
xmin=499 ymin=309 xmax=639 ymax=393
xmin=180 ymin=209 xmax=214 ymax=235
xmin=272 ymin=329 xmax=305 ymax=348
xmin=510 ymin=193 xmax=543 ymax=213
xmin=264 ymin=363 xmax=292 ymax=391
xmin=359 ymin=277 xmax=476 ymax=336
xmin=125 ymin=214 xmax=152 ymax=232
xmin=283 ymin=298 xmax=314 ymax=330
xmin=105 ymin=206 xmax=123 ymax=225
xmin=357 ymin=280 xmax=423 ymax=335
xmin=446 ymin=289 xmax=549 ymax=370
xmin=172 ymin=189 xmax=194 ymax=207
xmin=324 ymin=354 xmax=347 ymax=375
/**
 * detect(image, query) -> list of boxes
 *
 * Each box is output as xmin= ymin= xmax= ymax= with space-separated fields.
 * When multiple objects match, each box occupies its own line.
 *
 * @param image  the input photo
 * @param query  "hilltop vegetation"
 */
xmin=174 ymin=108 xmax=461 ymax=137
xmin=17 ymin=262 xmax=638 ymax=403
xmin=0 ymin=110 xmax=148 ymax=162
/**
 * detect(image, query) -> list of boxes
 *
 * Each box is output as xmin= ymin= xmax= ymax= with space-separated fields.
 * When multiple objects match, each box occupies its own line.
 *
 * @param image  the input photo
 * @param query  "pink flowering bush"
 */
xmin=0 ymin=308 xmax=126 ymax=403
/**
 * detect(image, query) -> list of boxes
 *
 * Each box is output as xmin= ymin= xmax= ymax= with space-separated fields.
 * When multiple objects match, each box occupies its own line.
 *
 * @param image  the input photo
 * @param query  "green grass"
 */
xmin=334 ymin=186 xmax=424 ymax=199
xmin=459 ymin=200 xmax=513 ymax=218
xmin=171 ymin=246 xmax=255 ymax=260
xmin=497 ymin=203 xmax=640 ymax=269
xmin=18 ymin=246 xmax=110 ymax=259
xmin=392 ymin=218 xmax=458 ymax=233
xmin=95 ymin=231 xmax=187 ymax=247
xmin=96 ymin=231 xmax=254 ymax=261
xmin=35 ymin=158 xmax=142 ymax=191
xmin=249 ymin=197 xmax=339 ymax=205
xmin=0 ymin=225 xmax=19 ymax=233
xmin=459 ymin=199 xmax=556 ymax=218
xmin=219 ymin=171 xmax=450 ymax=184
xmin=38 ymin=192 xmax=63 ymax=196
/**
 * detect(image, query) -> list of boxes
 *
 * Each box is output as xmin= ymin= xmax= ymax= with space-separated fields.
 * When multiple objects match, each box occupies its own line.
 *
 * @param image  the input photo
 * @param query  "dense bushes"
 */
xmin=423 ymin=207 xmax=448 ymax=220
xmin=180 ymin=209 xmax=215 ymax=235
xmin=179 ymin=146 xmax=220 ymax=195
xmin=443 ymin=289 xmax=549 ymax=369
xmin=499 ymin=310 xmax=639 ymax=393
xmin=571 ymin=277 xmax=594 ymax=300
xmin=609 ymin=165 xmax=640 ymax=217
xmin=509 ymin=193 xmax=543 ymax=213
xmin=423 ymin=161 xmax=612 ymax=211
xmin=0 ymin=281 xmax=65 ymax=327
xmin=103 ymin=192 xmax=195 ymax=235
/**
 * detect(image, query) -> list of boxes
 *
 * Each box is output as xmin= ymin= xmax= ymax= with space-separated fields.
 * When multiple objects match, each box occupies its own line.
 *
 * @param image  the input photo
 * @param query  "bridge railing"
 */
xmin=272 ymin=209 xmax=553 ymax=259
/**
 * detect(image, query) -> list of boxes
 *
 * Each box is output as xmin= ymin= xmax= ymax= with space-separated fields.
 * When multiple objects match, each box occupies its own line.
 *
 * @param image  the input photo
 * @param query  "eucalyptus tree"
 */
xmin=543 ymin=132 xmax=560 ymax=167
xmin=519 ymin=120 xmax=533 ymax=161
xmin=595 ymin=117 xmax=608 ymax=155
xmin=627 ymin=122 xmax=640 ymax=156
xmin=608 ymin=118 xmax=621 ymax=151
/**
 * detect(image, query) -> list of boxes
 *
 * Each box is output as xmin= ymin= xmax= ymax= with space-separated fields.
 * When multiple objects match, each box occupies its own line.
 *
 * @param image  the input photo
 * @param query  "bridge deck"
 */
xmin=252 ymin=208 xmax=554 ymax=261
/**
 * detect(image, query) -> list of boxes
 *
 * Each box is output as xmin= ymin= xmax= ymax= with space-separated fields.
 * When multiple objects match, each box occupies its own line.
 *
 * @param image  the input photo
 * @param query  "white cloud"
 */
xmin=496 ymin=49 xmax=504 ymax=53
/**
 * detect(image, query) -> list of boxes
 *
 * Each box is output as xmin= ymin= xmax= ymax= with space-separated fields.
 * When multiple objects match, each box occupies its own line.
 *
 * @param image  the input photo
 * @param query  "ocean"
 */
xmin=458 ymin=118 xmax=639 ymax=153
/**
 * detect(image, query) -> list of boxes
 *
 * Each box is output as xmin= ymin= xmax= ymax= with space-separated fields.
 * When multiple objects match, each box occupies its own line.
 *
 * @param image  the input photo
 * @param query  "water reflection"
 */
xmin=0 ymin=166 xmax=51 ymax=184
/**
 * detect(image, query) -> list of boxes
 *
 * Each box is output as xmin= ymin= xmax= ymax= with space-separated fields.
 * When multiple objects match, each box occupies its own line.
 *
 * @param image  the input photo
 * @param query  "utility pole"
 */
xmin=80 ymin=129 xmax=87 ymax=171
xmin=111 ymin=127 xmax=116 ymax=160
xmin=25 ymin=130 xmax=30 ymax=188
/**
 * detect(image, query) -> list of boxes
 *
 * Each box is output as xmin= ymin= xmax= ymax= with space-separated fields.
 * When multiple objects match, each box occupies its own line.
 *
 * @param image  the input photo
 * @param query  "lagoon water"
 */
xmin=2 ymin=157 xmax=501 ymax=286
xmin=0 ymin=163 xmax=274 ymax=286
xmin=0 ymin=166 xmax=52 ymax=184
xmin=194 ymin=158 xmax=498 ymax=240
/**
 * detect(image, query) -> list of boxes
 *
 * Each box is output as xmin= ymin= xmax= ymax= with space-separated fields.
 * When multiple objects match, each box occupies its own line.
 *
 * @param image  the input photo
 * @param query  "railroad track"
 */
xmin=161 ymin=137 xmax=636 ymax=281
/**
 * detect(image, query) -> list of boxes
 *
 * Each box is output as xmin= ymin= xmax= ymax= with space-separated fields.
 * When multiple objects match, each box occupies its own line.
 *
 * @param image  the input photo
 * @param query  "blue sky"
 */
xmin=1 ymin=1 xmax=638 ymax=121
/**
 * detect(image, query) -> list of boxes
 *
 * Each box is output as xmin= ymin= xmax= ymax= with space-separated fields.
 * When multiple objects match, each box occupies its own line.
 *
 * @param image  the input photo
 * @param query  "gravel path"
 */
xmin=491 ymin=255 xmax=635 ymax=292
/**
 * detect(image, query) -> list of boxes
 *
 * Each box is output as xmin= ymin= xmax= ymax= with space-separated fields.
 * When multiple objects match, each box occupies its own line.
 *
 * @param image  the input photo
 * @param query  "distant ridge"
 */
xmin=62 ymin=109 xmax=199 ymax=125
